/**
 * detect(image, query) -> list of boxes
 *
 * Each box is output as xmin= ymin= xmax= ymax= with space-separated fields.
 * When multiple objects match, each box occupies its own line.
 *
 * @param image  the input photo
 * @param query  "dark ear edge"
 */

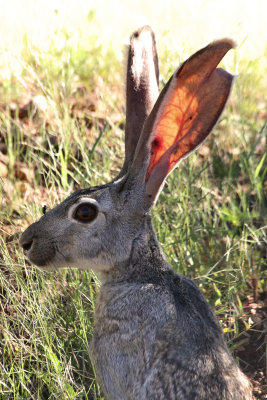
xmin=118 ymin=25 xmax=159 ymax=178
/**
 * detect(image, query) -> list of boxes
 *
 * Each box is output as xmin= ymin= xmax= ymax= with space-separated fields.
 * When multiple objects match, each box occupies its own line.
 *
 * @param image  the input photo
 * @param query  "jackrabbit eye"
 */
xmin=73 ymin=203 xmax=98 ymax=223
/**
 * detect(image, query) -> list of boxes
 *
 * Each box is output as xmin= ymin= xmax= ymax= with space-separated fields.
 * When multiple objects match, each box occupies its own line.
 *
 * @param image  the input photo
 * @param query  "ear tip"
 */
xmin=131 ymin=25 xmax=154 ymax=38
xmin=130 ymin=25 xmax=156 ymax=45
xmin=211 ymin=38 xmax=237 ymax=50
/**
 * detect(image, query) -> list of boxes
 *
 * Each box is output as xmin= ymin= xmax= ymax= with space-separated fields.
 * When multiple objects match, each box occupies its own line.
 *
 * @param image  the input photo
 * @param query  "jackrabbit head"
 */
xmin=20 ymin=26 xmax=235 ymax=275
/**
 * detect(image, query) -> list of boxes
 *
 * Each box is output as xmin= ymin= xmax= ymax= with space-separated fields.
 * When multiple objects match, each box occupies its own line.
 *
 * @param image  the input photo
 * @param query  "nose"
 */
xmin=20 ymin=223 xmax=37 ymax=253
xmin=21 ymin=239 xmax=33 ymax=252
xmin=20 ymin=221 xmax=55 ymax=267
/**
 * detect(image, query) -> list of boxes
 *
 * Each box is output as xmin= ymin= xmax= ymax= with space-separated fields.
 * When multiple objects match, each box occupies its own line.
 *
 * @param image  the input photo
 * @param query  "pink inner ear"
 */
xmin=144 ymin=39 xmax=235 ymax=185
xmin=145 ymin=74 xmax=200 ymax=181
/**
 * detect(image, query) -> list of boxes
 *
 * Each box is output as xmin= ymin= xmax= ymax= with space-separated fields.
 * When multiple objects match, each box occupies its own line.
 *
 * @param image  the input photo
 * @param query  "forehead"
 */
xmin=64 ymin=184 xmax=113 ymax=205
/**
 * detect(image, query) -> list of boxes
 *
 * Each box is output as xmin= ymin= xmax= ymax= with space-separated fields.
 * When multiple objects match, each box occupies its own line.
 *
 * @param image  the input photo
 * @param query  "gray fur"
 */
xmin=20 ymin=26 xmax=253 ymax=399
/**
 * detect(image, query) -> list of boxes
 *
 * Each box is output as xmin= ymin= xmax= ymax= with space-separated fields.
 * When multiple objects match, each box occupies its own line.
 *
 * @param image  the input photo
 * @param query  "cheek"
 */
xmin=55 ymin=213 xmax=107 ymax=264
xmin=81 ymin=233 xmax=102 ymax=259
xmin=63 ymin=228 xmax=103 ymax=261
xmin=106 ymin=221 xmax=133 ymax=256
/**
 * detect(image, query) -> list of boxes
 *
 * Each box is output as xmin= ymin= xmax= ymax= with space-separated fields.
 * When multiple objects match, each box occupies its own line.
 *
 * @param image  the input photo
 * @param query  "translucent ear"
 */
xmin=130 ymin=39 xmax=235 ymax=208
xmin=119 ymin=25 xmax=159 ymax=178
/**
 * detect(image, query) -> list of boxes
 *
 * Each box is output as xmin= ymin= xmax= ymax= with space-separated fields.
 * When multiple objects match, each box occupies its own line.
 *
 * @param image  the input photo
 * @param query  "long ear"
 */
xmin=120 ymin=25 xmax=159 ymax=177
xmin=129 ymin=39 xmax=236 ymax=209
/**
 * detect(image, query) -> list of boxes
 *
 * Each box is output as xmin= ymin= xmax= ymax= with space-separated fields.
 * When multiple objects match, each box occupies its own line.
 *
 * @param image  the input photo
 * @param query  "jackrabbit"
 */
xmin=20 ymin=26 xmax=253 ymax=399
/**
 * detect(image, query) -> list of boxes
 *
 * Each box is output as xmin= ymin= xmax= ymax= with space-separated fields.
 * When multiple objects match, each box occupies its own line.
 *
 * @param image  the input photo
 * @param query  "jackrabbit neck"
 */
xmin=98 ymin=216 xmax=171 ymax=285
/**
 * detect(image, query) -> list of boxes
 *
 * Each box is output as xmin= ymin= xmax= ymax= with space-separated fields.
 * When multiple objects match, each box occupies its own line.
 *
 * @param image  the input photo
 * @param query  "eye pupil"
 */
xmin=74 ymin=203 xmax=98 ymax=223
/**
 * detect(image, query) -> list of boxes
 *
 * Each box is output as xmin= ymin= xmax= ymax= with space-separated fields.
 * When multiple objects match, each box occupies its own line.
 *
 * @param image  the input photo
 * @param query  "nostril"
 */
xmin=22 ymin=241 xmax=33 ymax=252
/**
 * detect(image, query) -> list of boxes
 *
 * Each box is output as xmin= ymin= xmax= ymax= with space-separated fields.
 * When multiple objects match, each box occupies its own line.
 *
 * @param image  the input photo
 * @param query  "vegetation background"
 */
xmin=0 ymin=0 xmax=266 ymax=398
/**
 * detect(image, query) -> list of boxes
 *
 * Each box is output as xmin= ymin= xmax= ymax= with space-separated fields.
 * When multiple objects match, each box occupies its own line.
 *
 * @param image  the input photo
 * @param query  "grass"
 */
xmin=0 ymin=5 xmax=267 ymax=399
